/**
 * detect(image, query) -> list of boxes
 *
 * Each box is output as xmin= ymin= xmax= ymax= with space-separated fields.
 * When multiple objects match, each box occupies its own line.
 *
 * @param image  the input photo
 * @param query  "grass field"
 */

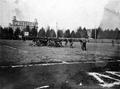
xmin=0 ymin=40 xmax=120 ymax=65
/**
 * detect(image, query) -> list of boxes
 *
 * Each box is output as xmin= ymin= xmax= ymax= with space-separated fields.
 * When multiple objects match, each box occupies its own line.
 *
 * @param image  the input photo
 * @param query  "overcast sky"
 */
xmin=0 ymin=0 xmax=109 ymax=30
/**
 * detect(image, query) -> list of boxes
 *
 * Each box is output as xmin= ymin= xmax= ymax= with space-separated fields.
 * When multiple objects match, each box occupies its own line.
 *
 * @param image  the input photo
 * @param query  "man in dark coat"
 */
xmin=82 ymin=40 xmax=87 ymax=51
xmin=79 ymin=39 xmax=87 ymax=51
xmin=64 ymin=39 xmax=68 ymax=46
xmin=69 ymin=39 xmax=73 ymax=48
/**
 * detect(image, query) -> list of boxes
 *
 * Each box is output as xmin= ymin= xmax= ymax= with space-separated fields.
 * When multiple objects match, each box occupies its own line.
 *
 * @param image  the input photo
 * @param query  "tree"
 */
xmin=46 ymin=26 xmax=51 ymax=37
xmin=96 ymin=27 xmax=102 ymax=39
xmin=82 ymin=27 xmax=88 ymax=38
xmin=71 ymin=30 xmax=76 ymax=38
xmin=64 ymin=29 xmax=71 ymax=38
xmin=49 ymin=29 xmax=56 ymax=37
xmin=91 ymin=27 xmax=102 ymax=39
xmin=114 ymin=28 xmax=120 ymax=39
xmin=8 ymin=27 xmax=14 ymax=39
xmin=2 ymin=27 xmax=9 ymax=39
xmin=104 ymin=29 xmax=110 ymax=39
xmin=76 ymin=27 xmax=82 ymax=38
xmin=0 ymin=26 xmax=3 ymax=39
xmin=57 ymin=30 xmax=64 ymax=38
xmin=25 ymin=25 xmax=30 ymax=32
xmin=14 ymin=27 xmax=21 ymax=39
xmin=30 ymin=26 xmax=38 ymax=37
xmin=97 ymin=29 xmax=104 ymax=39
xmin=38 ymin=27 xmax=46 ymax=38
xmin=91 ymin=29 xmax=95 ymax=39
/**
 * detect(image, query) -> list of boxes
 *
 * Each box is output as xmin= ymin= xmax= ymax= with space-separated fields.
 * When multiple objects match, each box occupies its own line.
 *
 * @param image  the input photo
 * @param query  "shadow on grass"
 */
xmin=0 ymin=61 xmax=19 ymax=66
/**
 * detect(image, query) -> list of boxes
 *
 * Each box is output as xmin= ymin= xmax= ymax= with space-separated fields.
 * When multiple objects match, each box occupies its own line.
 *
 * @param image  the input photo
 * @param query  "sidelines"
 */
xmin=0 ymin=60 xmax=119 ymax=68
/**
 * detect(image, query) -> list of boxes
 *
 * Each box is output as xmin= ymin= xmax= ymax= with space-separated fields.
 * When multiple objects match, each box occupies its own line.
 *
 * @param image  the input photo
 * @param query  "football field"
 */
xmin=0 ymin=40 xmax=120 ymax=89
xmin=0 ymin=40 xmax=120 ymax=65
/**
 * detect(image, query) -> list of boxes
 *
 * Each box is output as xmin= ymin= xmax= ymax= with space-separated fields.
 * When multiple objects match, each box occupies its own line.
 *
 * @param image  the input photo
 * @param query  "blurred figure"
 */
xmin=80 ymin=39 xmax=87 ymax=51
xmin=79 ymin=40 xmax=83 ymax=49
xmin=64 ymin=39 xmax=68 ymax=46
xmin=112 ymin=40 xmax=114 ymax=47
xmin=82 ymin=39 xmax=87 ymax=51
xmin=69 ymin=39 xmax=73 ymax=48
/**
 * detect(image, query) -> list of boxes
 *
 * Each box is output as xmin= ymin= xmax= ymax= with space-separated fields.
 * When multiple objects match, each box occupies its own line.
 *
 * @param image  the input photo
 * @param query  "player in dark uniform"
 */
xmin=112 ymin=40 xmax=114 ymax=47
xmin=80 ymin=39 xmax=87 ymax=51
xmin=69 ymin=39 xmax=73 ymax=48
xmin=82 ymin=40 xmax=87 ymax=51
xmin=64 ymin=39 xmax=68 ymax=46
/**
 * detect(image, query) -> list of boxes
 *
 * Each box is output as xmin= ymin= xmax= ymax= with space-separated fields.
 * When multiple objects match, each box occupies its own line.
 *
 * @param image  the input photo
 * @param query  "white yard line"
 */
xmin=88 ymin=72 xmax=120 ymax=88
xmin=106 ymin=71 xmax=120 ymax=77
xmin=4 ymin=45 xmax=17 ymax=50
xmin=3 ymin=45 xmax=28 ymax=53
xmin=0 ymin=60 xmax=119 ymax=68
xmin=34 ymin=85 xmax=49 ymax=89
xmin=4 ymin=62 xmax=99 ymax=68
xmin=89 ymin=72 xmax=120 ymax=82
xmin=96 ymin=72 xmax=120 ymax=82
xmin=88 ymin=73 xmax=104 ymax=83
xmin=99 ymin=82 xmax=120 ymax=88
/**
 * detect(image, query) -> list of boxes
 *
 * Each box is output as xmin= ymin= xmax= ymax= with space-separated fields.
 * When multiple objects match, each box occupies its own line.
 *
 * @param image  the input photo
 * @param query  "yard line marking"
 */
xmin=3 ymin=45 xmax=28 ymax=53
xmin=34 ymin=85 xmax=49 ymax=89
xmin=106 ymin=71 xmax=120 ymax=77
xmin=10 ymin=62 xmax=101 ymax=68
xmin=0 ymin=61 xmax=119 ymax=68
xmin=62 ymin=61 xmax=68 ymax=63
xmin=88 ymin=73 xmax=104 ymax=83
xmin=88 ymin=72 xmax=120 ymax=88
xmin=4 ymin=45 xmax=17 ymax=50
xmin=99 ymin=82 xmax=120 ymax=88
xmin=89 ymin=72 xmax=120 ymax=82
xmin=97 ymin=73 xmax=120 ymax=82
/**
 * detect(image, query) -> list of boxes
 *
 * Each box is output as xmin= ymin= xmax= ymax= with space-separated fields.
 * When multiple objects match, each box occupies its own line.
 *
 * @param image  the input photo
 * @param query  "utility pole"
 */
xmin=95 ymin=28 xmax=96 ymax=40
xmin=94 ymin=25 xmax=97 ymax=43
xmin=56 ymin=22 xmax=58 ymax=38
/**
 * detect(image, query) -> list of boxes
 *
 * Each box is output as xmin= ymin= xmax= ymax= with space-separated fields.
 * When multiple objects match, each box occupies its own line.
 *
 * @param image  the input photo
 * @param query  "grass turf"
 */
xmin=0 ymin=40 xmax=120 ymax=65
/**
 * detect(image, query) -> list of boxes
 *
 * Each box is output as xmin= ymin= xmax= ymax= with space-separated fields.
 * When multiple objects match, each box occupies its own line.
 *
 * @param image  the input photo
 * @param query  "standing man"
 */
xmin=79 ymin=40 xmax=83 ymax=50
xmin=112 ymin=40 xmax=114 ymax=47
xmin=80 ymin=39 xmax=87 ymax=51
xmin=69 ymin=39 xmax=73 ymax=48
xmin=82 ymin=39 xmax=87 ymax=51
xmin=65 ymin=39 xmax=68 ymax=46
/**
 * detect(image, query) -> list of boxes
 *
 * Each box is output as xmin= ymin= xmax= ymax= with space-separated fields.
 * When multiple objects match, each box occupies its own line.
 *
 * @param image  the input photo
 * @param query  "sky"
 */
xmin=0 ymin=0 xmax=109 ymax=30
xmin=100 ymin=0 xmax=120 ymax=30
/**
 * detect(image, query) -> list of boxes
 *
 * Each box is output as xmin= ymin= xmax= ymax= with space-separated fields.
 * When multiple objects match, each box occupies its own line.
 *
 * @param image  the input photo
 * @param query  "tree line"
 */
xmin=0 ymin=25 xmax=120 ymax=40
xmin=0 ymin=26 xmax=88 ymax=39
xmin=91 ymin=27 xmax=120 ymax=39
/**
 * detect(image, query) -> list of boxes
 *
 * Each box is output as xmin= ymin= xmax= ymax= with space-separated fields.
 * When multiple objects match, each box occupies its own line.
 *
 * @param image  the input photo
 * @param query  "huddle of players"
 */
xmin=32 ymin=38 xmax=87 ymax=51
xmin=32 ymin=38 xmax=63 ymax=47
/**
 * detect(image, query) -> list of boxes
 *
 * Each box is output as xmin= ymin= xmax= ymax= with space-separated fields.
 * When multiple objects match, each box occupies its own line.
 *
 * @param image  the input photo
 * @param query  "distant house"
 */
xmin=9 ymin=16 xmax=38 ymax=31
